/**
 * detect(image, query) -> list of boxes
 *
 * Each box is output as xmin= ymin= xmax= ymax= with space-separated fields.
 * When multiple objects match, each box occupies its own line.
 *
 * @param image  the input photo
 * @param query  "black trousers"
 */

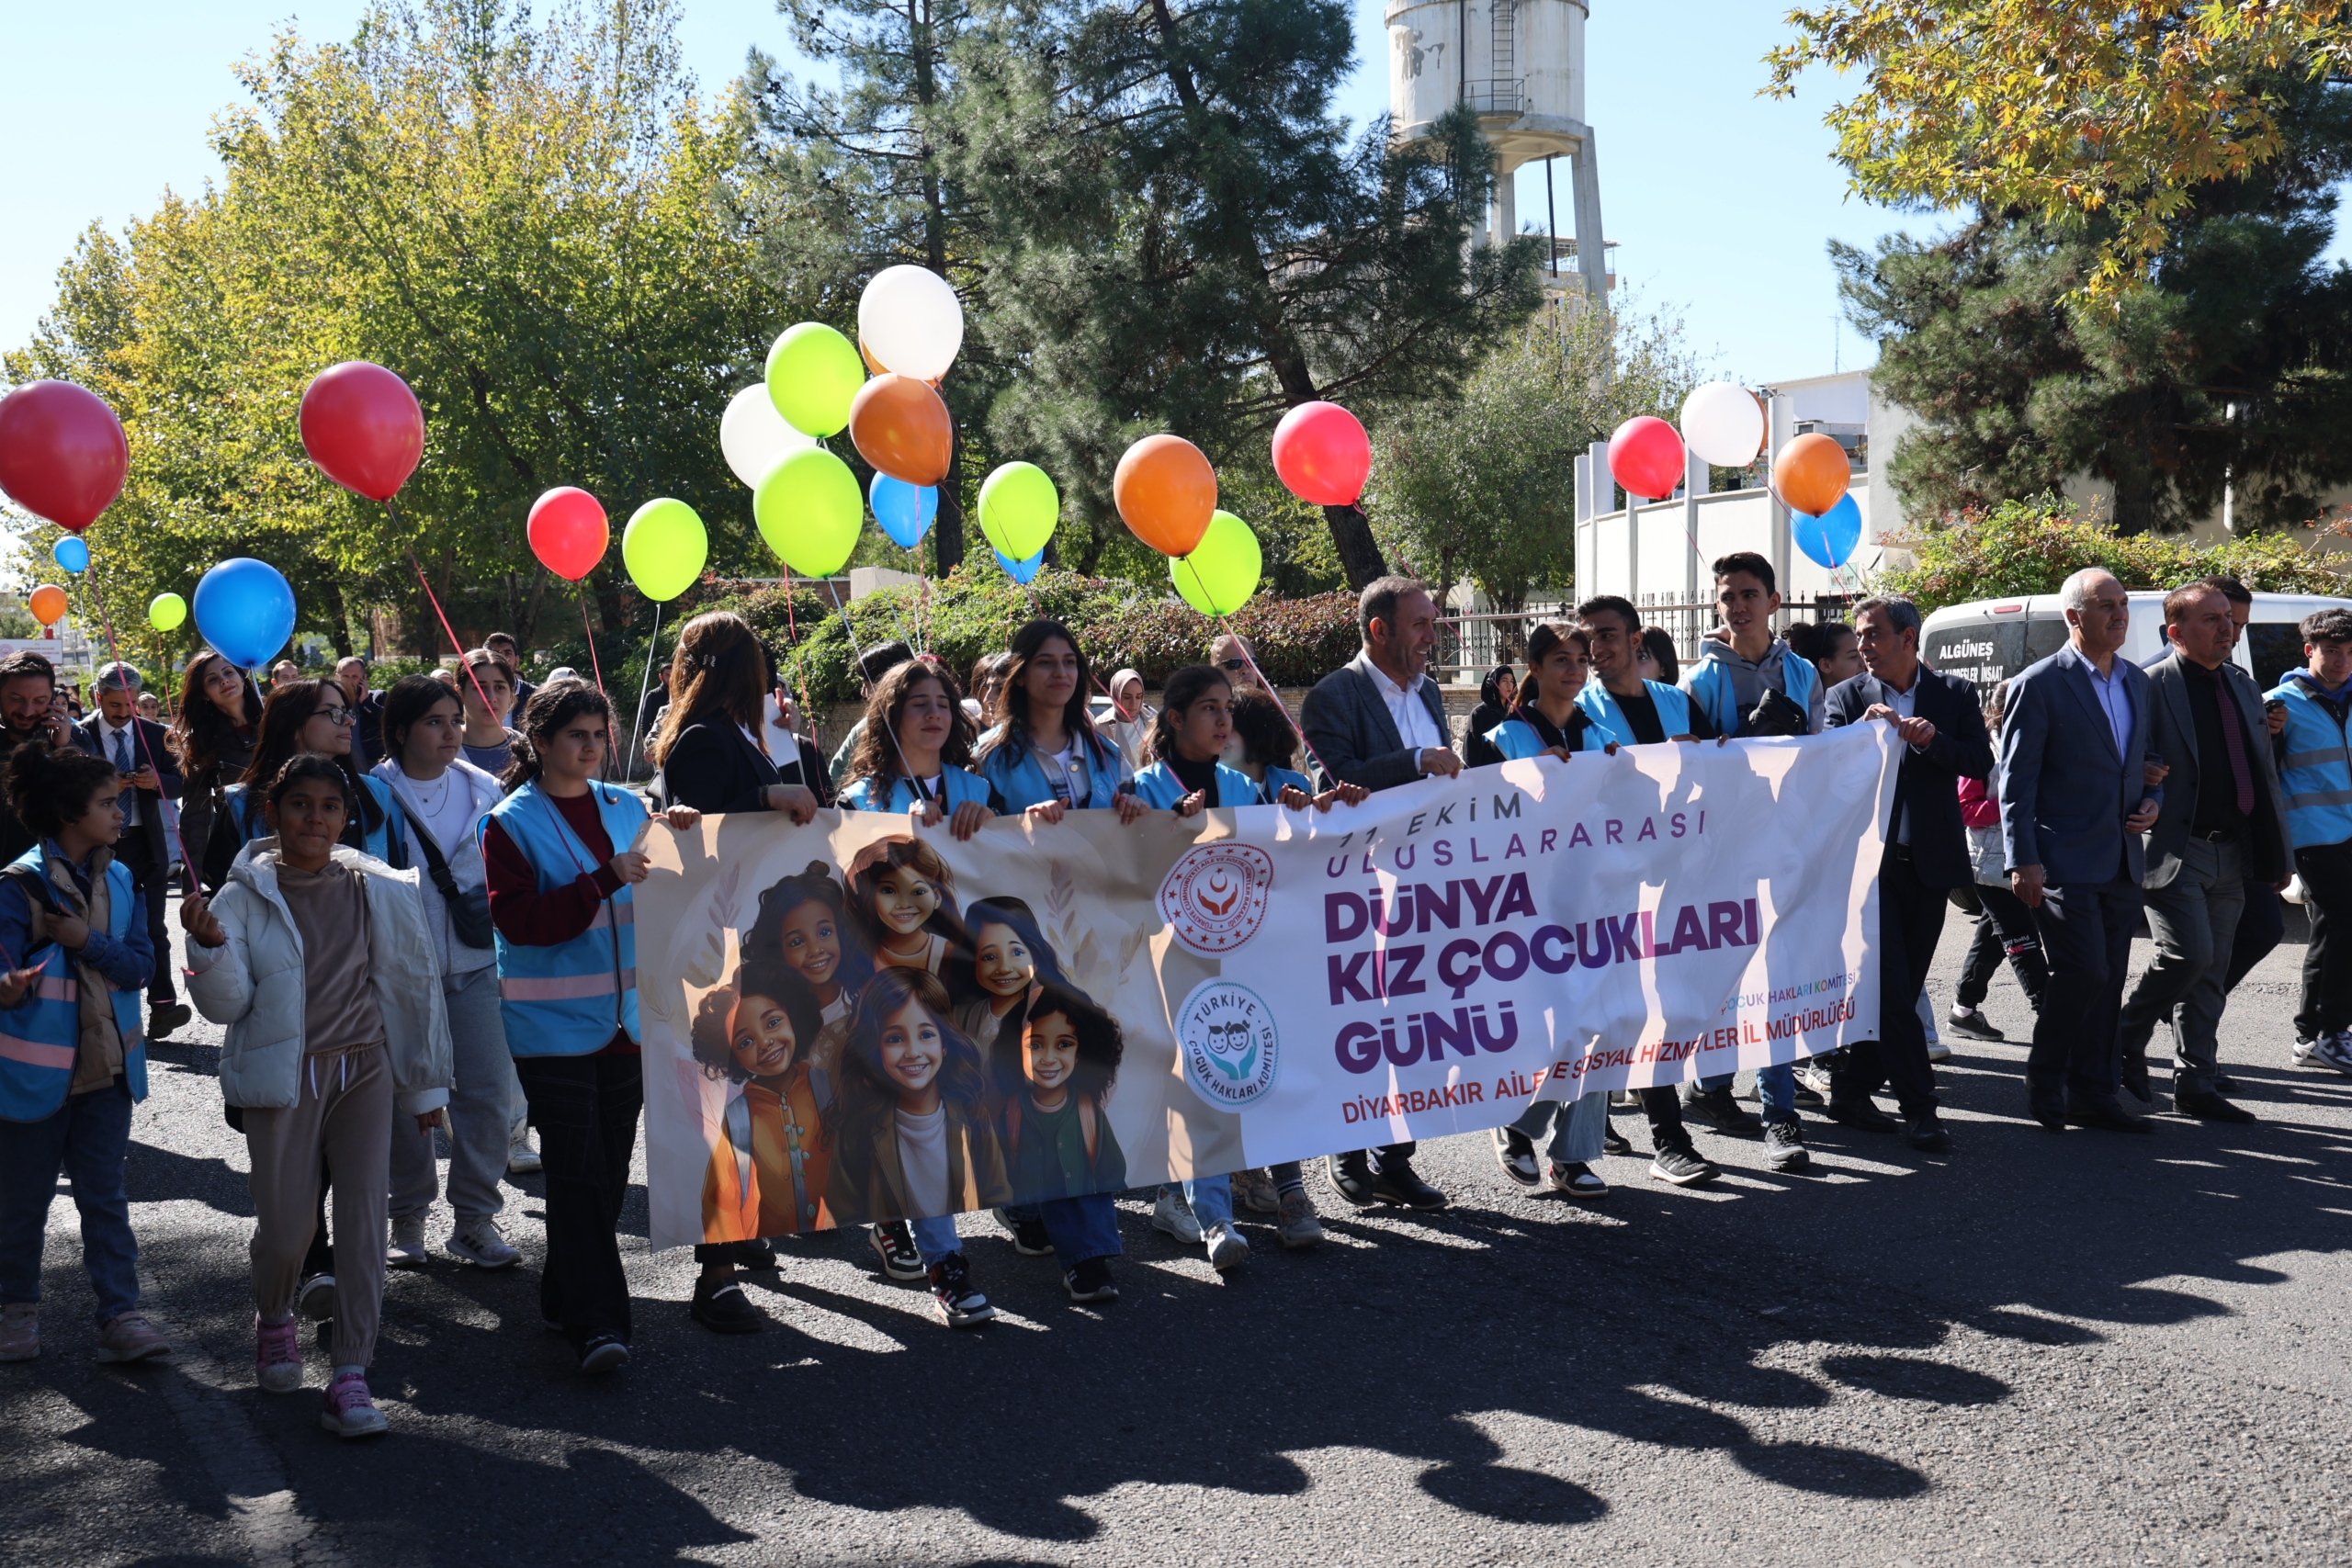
xmin=1953 ymin=881 xmax=2049 ymax=1011
xmin=2029 ymin=875 xmax=2143 ymax=1111
xmin=1832 ymin=849 xmax=1944 ymax=1121
xmin=113 ymin=832 xmax=175 ymax=1005
xmin=2294 ymin=840 xmax=2352 ymax=1039
xmin=1637 ymin=1086 xmax=1691 ymax=1153
xmin=2223 ymin=878 xmax=2284 ymax=994
xmin=514 ymin=1051 xmax=642 ymax=1354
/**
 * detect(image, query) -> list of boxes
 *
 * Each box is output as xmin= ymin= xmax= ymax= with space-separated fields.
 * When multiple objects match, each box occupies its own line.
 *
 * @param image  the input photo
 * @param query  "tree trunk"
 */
xmin=913 ymin=4 xmax=965 ymax=575
xmin=1322 ymin=503 xmax=1387 ymax=591
xmin=935 ymin=415 xmax=967 ymax=575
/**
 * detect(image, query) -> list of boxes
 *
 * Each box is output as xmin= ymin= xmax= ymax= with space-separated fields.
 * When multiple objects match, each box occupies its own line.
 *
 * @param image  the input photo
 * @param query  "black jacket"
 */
xmin=651 ymin=716 xmax=834 ymax=815
xmin=1825 ymin=665 xmax=1992 ymax=892
xmin=73 ymin=714 xmax=185 ymax=868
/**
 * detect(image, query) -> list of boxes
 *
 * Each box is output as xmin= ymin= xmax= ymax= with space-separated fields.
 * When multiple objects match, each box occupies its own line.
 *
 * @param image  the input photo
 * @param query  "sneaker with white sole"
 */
xmin=1204 ymin=1222 xmax=1250 ymax=1272
xmin=445 ymin=1218 xmax=520 ymax=1269
xmin=0 ymin=1302 xmax=35 ymax=1361
xmin=578 ymin=1335 xmax=629 ymax=1373
xmin=95 ymin=1312 xmax=169 ymax=1364
xmin=297 ymin=1273 xmax=337 ymax=1321
xmin=1275 ymin=1188 xmax=1324 ymax=1248
xmin=319 ymin=1370 xmax=388 ymax=1438
xmin=868 ymin=1221 xmax=926 ymax=1282
xmin=387 ymin=1213 xmax=428 ymax=1269
xmin=1151 ymin=1187 xmax=1203 ymax=1246
xmin=1926 ymin=1041 xmax=1952 ymax=1064
xmin=1491 ymin=1126 xmax=1542 ymax=1188
xmin=2293 ymin=1032 xmax=2352 ymax=1076
xmin=927 ymin=1254 xmax=997 ymax=1327
xmin=1549 ymin=1161 xmax=1609 ymax=1200
xmin=506 ymin=1123 xmax=542 ymax=1176
xmin=1648 ymin=1145 xmax=1721 ymax=1188
xmin=1763 ymin=1116 xmax=1811 ymax=1173
xmin=256 ymin=1315 xmax=302 ymax=1393
xmin=1230 ymin=1167 xmax=1281 ymax=1214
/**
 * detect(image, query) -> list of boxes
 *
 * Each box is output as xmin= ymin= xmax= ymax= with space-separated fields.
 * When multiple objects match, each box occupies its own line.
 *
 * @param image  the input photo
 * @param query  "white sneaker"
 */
xmin=1926 ymin=1041 xmax=1952 ymax=1064
xmin=2301 ymin=1032 xmax=2352 ymax=1076
xmin=1151 ymin=1187 xmax=1202 ymax=1246
xmin=297 ymin=1273 xmax=336 ymax=1321
xmin=387 ymin=1213 xmax=429 ymax=1269
xmin=445 ymin=1218 xmax=519 ymax=1269
xmin=1204 ymin=1222 xmax=1250 ymax=1272
xmin=506 ymin=1124 xmax=542 ymax=1176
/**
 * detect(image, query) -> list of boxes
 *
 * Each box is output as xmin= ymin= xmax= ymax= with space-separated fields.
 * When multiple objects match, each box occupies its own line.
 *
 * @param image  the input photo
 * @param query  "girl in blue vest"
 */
xmin=1229 ymin=686 xmax=1317 ymax=806
xmin=202 ymin=679 xmax=405 ymax=892
xmin=1125 ymin=665 xmax=1266 ymax=817
xmin=837 ymin=657 xmax=1011 ymax=832
xmin=1486 ymin=624 xmax=1595 ymax=762
xmin=481 ymin=681 xmax=700 ymax=1372
xmin=0 ymin=744 xmax=165 ymax=1365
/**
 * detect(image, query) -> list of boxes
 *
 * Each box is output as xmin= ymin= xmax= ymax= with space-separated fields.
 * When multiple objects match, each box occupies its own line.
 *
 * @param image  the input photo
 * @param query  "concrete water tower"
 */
xmin=1386 ymin=0 xmax=1608 ymax=302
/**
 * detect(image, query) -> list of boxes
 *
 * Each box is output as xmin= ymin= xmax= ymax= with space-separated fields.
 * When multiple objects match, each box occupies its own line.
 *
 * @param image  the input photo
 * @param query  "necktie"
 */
xmin=113 ymin=727 xmax=131 ymax=774
xmin=2215 ymin=674 xmax=2256 ymax=817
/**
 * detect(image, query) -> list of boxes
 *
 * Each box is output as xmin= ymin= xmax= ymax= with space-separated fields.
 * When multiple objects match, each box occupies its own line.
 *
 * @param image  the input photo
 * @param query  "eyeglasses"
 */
xmin=1217 ymin=659 xmax=1248 ymax=672
xmin=313 ymin=705 xmax=355 ymax=725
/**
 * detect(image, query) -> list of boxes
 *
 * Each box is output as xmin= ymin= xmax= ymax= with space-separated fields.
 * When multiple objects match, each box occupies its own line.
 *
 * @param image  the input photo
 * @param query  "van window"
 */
xmin=1924 ymin=616 xmax=2028 ymax=685
xmin=2024 ymin=615 xmax=2070 ymax=665
xmin=2247 ymin=622 xmax=2304 ymax=692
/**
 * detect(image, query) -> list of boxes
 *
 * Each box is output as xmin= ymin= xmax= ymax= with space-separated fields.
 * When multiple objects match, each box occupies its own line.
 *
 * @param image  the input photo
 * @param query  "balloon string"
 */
xmin=627 ymin=600 xmax=662 ymax=772
xmin=384 ymin=500 xmax=501 ymax=728
xmin=1171 ymin=553 xmax=1334 ymax=789
xmin=77 ymin=569 xmax=198 ymax=879
xmin=579 ymin=591 xmax=606 ymax=693
xmin=820 ymin=579 xmax=920 ymax=796
xmin=777 ymin=569 xmax=815 ymax=754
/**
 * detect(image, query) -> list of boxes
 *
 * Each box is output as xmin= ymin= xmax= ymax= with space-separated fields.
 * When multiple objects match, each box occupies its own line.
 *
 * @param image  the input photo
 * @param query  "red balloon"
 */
xmin=300 ymin=361 xmax=424 ymax=502
xmin=527 ymin=487 xmax=609 ymax=582
xmin=1272 ymin=400 xmax=1371 ymax=506
xmin=1607 ymin=415 xmax=1686 ymax=502
xmin=0 ymin=380 xmax=127 ymax=532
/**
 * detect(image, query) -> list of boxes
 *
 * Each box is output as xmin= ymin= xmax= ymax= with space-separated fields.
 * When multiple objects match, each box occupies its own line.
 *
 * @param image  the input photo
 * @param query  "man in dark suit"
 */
xmin=1997 ymin=568 xmax=2163 ymax=1134
xmin=2118 ymin=583 xmax=2290 ymax=1123
xmin=1300 ymin=576 xmax=1460 ymax=1211
xmin=75 ymin=661 xmax=188 ymax=1039
xmin=1824 ymin=595 xmax=1993 ymax=1152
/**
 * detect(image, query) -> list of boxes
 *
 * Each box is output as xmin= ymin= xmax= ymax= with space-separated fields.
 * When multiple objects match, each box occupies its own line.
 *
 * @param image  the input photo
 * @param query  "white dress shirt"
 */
xmin=1368 ymin=660 xmax=1446 ymax=759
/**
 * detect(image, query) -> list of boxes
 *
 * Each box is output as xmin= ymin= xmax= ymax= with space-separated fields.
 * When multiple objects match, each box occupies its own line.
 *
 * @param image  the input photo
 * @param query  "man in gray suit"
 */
xmin=1300 ymin=576 xmax=1461 ymax=1210
xmin=2117 ymin=583 xmax=2290 ymax=1123
xmin=1997 ymin=568 xmax=2163 ymax=1134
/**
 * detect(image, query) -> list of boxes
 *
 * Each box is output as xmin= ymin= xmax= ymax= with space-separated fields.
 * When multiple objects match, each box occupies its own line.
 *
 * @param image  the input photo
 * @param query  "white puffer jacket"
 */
xmin=186 ymin=839 xmax=454 ymax=1115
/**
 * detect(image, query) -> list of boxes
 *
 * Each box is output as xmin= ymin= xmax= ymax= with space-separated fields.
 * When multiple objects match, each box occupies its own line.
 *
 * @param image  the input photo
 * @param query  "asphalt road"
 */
xmin=5 ymin=900 xmax=2349 ymax=1568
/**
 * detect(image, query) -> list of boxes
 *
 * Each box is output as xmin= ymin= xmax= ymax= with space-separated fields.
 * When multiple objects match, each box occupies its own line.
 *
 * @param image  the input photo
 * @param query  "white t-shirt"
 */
xmin=895 ymin=1105 xmax=951 ymax=1218
xmin=394 ymin=769 xmax=483 ymax=889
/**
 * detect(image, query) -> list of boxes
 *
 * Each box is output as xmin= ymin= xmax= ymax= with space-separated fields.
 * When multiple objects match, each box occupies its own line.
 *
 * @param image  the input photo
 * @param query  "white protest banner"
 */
xmin=634 ymin=725 xmax=1898 ymax=1250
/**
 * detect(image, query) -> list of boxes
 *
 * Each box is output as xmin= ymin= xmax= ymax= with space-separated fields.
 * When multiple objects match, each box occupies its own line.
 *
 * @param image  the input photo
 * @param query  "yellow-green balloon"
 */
xmin=622 ymin=498 xmax=708 ymax=602
xmin=1170 ymin=510 xmax=1261 ymax=615
xmin=764 ymin=323 xmax=865 ymax=438
xmin=755 ymin=446 xmax=864 ymax=577
xmin=977 ymin=461 xmax=1059 ymax=560
xmin=149 ymin=592 xmax=188 ymax=632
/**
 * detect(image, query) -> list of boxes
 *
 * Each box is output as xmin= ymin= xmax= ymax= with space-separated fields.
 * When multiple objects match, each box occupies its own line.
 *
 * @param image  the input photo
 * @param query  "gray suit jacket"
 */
xmin=2137 ymin=649 xmax=2292 ymax=889
xmin=1300 ymin=650 xmax=1451 ymax=793
xmin=1998 ymin=641 xmax=2154 ymax=887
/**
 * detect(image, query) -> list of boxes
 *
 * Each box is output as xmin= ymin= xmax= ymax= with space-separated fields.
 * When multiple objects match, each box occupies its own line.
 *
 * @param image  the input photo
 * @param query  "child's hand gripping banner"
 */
xmin=635 ymin=726 xmax=1901 ymax=1249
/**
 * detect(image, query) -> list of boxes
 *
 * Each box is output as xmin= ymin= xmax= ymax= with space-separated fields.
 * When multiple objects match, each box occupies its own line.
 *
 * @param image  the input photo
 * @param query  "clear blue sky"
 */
xmin=0 ymin=1 xmax=2057 ymax=388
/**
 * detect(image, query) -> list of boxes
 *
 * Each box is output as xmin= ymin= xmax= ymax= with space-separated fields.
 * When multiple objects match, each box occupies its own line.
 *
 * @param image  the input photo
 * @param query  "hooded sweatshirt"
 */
xmin=1683 ymin=636 xmax=1826 ymax=737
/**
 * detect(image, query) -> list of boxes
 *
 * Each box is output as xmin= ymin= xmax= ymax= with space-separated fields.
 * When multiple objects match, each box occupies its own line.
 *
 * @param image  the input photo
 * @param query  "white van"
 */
xmin=1920 ymin=590 xmax=2352 ymax=693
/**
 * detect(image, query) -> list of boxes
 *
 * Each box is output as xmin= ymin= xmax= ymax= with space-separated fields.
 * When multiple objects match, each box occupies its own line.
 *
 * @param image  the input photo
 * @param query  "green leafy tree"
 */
xmin=946 ymin=0 xmax=1544 ymax=588
xmin=1366 ymin=299 xmax=1705 ymax=653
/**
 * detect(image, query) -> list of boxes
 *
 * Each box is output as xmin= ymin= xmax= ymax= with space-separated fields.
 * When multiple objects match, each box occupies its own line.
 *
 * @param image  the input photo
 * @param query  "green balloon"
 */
xmin=755 ymin=446 xmax=864 ymax=577
xmin=149 ymin=592 xmax=187 ymax=632
xmin=764 ymin=322 xmax=865 ymax=438
xmin=1170 ymin=510 xmax=1261 ymax=615
xmin=622 ymin=498 xmax=708 ymax=602
xmin=977 ymin=461 xmax=1059 ymax=560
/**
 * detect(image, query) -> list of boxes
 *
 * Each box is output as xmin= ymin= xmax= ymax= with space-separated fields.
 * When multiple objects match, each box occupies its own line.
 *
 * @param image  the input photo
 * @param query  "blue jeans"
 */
xmin=0 ymin=1080 xmax=140 ymax=1324
xmin=1509 ymin=1089 xmax=1607 ymax=1162
xmin=1036 ymin=1193 xmax=1120 ymax=1269
xmin=906 ymin=1214 xmax=962 ymax=1265
xmin=1699 ymin=1064 xmax=1795 ymax=1116
xmin=1182 ymin=1175 xmax=1233 ymax=1229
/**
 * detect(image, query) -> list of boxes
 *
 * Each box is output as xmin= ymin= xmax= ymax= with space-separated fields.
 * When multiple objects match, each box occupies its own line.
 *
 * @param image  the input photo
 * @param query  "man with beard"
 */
xmin=0 ymin=650 xmax=69 ymax=865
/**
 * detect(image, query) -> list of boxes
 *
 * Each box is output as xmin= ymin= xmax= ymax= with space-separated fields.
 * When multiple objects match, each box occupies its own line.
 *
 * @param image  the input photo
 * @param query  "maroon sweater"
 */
xmin=483 ymin=789 xmax=635 ymax=1055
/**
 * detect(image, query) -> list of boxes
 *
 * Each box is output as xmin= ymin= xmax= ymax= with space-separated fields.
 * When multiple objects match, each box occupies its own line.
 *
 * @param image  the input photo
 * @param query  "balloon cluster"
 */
xmin=1602 ymin=383 xmax=1860 ymax=570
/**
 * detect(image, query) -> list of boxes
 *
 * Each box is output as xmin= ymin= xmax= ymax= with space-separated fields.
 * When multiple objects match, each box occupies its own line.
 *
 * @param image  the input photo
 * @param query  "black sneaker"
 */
xmin=1063 ymin=1257 xmax=1119 ymax=1303
xmin=1945 ymin=1008 xmax=2004 ymax=1042
xmin=1325 ymin=1151 xmax=1378 ymax=1206
xmin=1648 ymin=1145 xmax=1720 ymax=1187
xmin=1826 ymin=1098 xmax=1900 ymax=1134
xmin=1491 ymin=1127 xmax=1543 ymax=1188
xmin=578 ymin=1334 xmax=629 ymax=1374
xmin=1368 ymin=1154 xmax=1449 ymax=1210
xmin=1548 ymin=1160 xmax=1608 ymax=1200
xmin=927 ymin=1254 xmax=997 ymax=1327
xmin=146 ymin=1000 xmax=192 ymax=1041
xmin=868 ymin=1221 xmax=926 ymax=1282
xmin=690 ymin=1275 xmax=765 ymax=1334
xmin=994 ymin=1208 xmax=1053 ymax=1257
xmin=1601 ymin=1122 xmax=1634 ymax=1157
xmin=1763 ymin=1116 xmax=1811 ymax=1172
xmin=1680 ymin=1085 xmax=1764 ymax=1137
xmin=1903 ymin=1114 xmax=1954 ymax=1151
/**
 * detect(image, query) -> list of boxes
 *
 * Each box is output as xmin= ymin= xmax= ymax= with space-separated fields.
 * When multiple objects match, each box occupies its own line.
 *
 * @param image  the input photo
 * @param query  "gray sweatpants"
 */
xmin=245 ymin=1044 xmax=391 ymax=1367
xmin=390 ymin=964 xmax=516 ymax=1224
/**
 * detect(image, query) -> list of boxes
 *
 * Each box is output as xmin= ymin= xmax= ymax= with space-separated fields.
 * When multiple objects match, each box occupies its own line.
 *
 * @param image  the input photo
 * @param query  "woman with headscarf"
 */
xmin=1462 ymin=662 xmax=1518 ymax=770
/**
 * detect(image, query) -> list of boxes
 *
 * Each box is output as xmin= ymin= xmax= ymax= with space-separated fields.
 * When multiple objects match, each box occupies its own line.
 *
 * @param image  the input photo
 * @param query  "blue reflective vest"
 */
xmin=1575 ymin=680 xmax=1692 ymax=749
xmin=838 ymin=768 xmax=994 ymax=815
xmin=223 ymin=776 xmax=407 ymax=866
xmin=1483 ymin=713 xmax=1577 ymax=761
xmin=974 ymin=727 xmax=1126 ymax=812
xmin=486 ymin=781 xmax=644 ymax=1057
xmin=2267 ymin=678 xmax=2352 ymax=850
xmin=1128 ymin=760 xmax=1259 ymax=809
xmin=0 ymin=846 xmax=146 ymax=1122
xmin=1684 ymin=644 xmax=1819 ymax=737
xmin=1259 ymin=764 xmax=1313 ymax=805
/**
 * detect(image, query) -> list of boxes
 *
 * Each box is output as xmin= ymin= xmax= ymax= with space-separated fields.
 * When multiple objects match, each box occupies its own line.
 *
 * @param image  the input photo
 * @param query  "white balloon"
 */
xmin=857 ymin=264 xmax=965 ymax=382
xmin=719 ymin=383 xmax=815 ymax=489
xmin=1679 ymin=381 xmax=1767 ymax=469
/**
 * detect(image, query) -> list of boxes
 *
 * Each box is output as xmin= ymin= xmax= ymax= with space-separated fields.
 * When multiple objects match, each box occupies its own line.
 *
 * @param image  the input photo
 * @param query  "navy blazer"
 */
xmin=1300 ymin=651 xmax=1452 ymax=793
xmin=1997 ymin=642 xmax=2154 ymax=886
xmin=1824 ymin=665 xmax=1993 ymax=892
xmin=73 ymin=714 xmax=184 ymax=869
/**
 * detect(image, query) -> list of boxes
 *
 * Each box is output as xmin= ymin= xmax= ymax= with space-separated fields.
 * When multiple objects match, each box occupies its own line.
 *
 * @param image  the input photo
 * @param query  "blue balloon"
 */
xmin=1792 ymin=493 xmax=1862 ymax=570
xmin=996 ymin=548 xmax=1045 ymax=585
xmin=192 ymin=558 xmax=297 ymax=670
xmin=870 ymin=474 xmax=938 ymax=549
xmin=51 ymin=537 xmax=88 ymax=574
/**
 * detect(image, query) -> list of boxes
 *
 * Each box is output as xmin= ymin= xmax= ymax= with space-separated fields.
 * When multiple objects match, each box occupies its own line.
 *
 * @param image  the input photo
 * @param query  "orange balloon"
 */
xmin=858 ymin=333 xmax=888 ymax=376
xmin=1114 ymin=434 xmax=1216 ymax=557
xmin=28 ymin=585 xmax=68 ymax=627
xmin=847 ymin=374 xmax=953 ymax=488
xmin=1772 ymin=432 xmax=1852 ymax=517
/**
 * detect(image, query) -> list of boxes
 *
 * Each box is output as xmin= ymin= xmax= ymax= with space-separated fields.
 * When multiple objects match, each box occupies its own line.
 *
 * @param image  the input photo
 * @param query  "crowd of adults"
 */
xmin=2 ymin=549 xmax=2347 ymax=1436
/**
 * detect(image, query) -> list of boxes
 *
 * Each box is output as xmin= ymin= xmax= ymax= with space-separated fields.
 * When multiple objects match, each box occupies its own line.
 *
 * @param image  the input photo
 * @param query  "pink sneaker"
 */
xmin=319 ymin=1370 xmax=388 ymax=1438
xmin=255 ymin=1315 xmax=302 ymax=1393
xmin=95 ymin=1312 xmax=169 ymax=1363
